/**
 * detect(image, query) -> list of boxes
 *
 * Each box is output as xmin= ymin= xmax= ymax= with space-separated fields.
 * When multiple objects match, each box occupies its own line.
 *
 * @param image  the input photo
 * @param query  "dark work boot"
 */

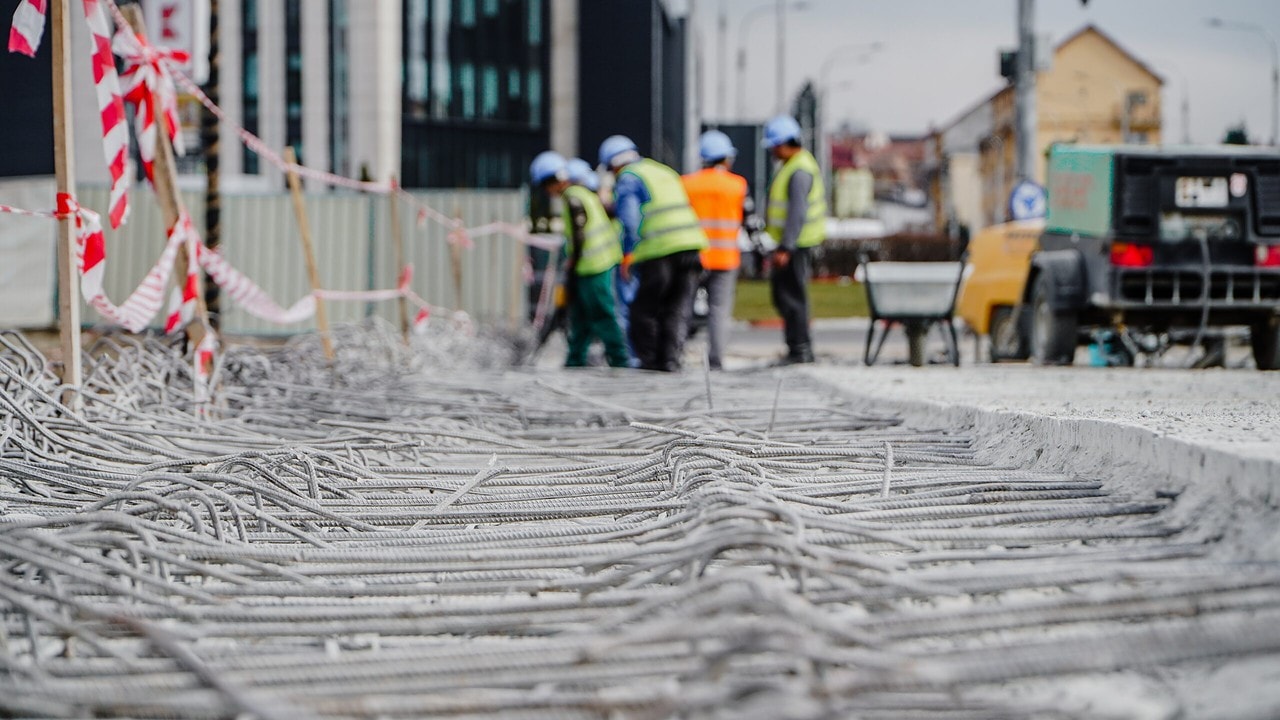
xmin=778 ymin=344 xmax=815 ymax=365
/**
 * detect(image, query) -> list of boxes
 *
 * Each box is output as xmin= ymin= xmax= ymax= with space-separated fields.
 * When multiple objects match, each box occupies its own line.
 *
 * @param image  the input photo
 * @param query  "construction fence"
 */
xmin=2 ymin=181 xmax=530 ymax=335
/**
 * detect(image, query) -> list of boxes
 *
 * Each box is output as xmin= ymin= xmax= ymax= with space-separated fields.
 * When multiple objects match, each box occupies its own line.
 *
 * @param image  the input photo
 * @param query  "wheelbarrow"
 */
xmin=857 ymin=259 xmax=964 ymax=367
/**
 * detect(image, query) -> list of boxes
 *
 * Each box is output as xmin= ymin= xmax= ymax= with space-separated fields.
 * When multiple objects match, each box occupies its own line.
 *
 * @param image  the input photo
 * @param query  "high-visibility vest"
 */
xmin=682 ymin=167 xmax=747 ymax=271
xmin=617 ymin=158 xmax=708 ymax=264
xmin=766 ymin=149 xmax=827 ymax=249
xmin=562 ymin=184 xmax=622 ymax=276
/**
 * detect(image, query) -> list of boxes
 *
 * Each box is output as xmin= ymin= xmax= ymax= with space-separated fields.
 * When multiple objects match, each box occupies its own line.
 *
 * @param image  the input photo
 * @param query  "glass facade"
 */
xmin=402 ymin=0 xmax=550 ymax=188
xmin=241 ymin=0 xmax=259 ymax=174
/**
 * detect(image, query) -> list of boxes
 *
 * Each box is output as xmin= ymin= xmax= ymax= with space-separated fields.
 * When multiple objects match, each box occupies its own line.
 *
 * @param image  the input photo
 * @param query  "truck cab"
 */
xmin=1022 ymin=144 xmax=1280 ymax=369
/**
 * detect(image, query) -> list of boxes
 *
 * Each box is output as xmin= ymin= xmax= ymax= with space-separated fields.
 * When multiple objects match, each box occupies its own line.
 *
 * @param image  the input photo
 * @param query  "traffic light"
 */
xmin=1000 ymin=50 xmax=1018 ymax=81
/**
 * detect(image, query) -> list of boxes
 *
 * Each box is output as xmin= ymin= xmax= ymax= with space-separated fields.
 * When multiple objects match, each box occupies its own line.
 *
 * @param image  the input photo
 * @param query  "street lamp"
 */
xmin=736 ymin=0 xmax=808 ymax=119
xmin=1206 ymin=17 xmax=1279 ymax=145
xmin=1153 ymin=57 xmax=1192 ymax=144
xmin=817 ymin=42 xmax=883 ymax=192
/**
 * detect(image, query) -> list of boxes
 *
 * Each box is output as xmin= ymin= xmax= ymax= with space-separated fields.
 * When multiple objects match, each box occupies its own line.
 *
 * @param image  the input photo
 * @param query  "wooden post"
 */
xmin=51 ymin=0 xmax=81 ymax=392
xmin=284 ymin=146 xmax=334 ymax=360
xmin=450 ymin=204 xmax=464 ymax=311
xmin=509 ymin=240 xmax=522 ymax=330
xmin=120 ymin=4 xmax=210 ymax=351
xmin=388 ymin=178 xmax=409 ymax=342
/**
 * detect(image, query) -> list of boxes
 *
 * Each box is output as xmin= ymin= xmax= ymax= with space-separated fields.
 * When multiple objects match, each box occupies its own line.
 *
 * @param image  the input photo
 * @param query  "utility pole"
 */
xmin=1015 ymin=0 xmax=1036 ymax=181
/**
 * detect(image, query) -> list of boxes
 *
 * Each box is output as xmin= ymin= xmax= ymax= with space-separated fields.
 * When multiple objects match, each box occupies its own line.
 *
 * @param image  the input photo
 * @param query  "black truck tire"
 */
xmin=989 ymin=305 xmax=1030 ymax=362
xmin=1030 ymin=273 xmax=1077 ymax=366
xmin=1251 ymin=316 xmax=1280 ymax=371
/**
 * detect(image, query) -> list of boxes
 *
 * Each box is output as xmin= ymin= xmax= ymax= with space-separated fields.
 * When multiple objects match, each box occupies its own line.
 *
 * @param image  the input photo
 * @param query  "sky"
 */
xmin=678 ymin=0 xmax=1280 ymax=144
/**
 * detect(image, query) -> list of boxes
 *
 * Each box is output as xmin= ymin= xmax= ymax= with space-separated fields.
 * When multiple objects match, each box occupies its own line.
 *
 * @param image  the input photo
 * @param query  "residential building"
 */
xmin=935 ymin=24 xmax=1163 ymax=230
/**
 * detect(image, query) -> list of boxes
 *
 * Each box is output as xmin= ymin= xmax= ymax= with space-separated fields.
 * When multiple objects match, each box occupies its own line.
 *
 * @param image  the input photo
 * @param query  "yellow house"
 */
xmin=977 ymin=25 xmax=1163 ymax=227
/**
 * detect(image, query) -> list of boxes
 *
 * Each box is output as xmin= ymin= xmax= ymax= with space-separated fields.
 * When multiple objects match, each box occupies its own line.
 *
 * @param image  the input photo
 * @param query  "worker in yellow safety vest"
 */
xmin=530 ymin=150 xmax=630 ymax=368
xmin=763 ymin=115 xmax=826 ymax=364
xmin=599 ymin=135 xmax=708 ymax=372
xmin=682 ymin=130 xmax=751 ymax=370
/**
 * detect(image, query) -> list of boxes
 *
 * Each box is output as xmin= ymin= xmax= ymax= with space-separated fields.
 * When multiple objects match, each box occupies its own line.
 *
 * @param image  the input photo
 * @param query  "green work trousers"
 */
xmin=566 ymin=268 xmax=630 ymax=368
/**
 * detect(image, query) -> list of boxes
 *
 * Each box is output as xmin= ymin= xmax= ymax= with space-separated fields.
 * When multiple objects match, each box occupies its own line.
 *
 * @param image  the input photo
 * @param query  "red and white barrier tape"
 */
xmin=111 ymin=5 xmax=188 ymax=183
xmin=6 ymin=0 xmax=44 ymax=57
xmin=163 ymin=213 xmax=200 ymax=334
xmin=10 ymin=0 xmax=131 ymax=228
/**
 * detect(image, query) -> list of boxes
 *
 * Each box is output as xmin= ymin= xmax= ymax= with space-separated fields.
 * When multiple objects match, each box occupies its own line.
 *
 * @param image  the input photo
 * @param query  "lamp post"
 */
xmin=736 ymin=1 xmax=807 ymax=119
xmin=817 ymin=42 xmax=883 ymax=195
xmin=1207 ymin=17 xmax=1279 ymax=145
xmin=1153 ymin=58 xmax=1192 ymax=144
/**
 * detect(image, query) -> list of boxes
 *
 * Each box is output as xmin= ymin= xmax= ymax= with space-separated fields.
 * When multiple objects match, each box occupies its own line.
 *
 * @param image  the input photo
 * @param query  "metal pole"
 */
xmin=775 ymin=0 xmax=785 ymax=112
xmin=1270 ymin=34 xmax=1279 ymax=146
xmin=717 ymin=0 xmax=726 ymax=120
xmin=1121 ymin=91 xmax=1130 ymax=144
xmin=1015 ymin=0 xmax=1036 ymax=181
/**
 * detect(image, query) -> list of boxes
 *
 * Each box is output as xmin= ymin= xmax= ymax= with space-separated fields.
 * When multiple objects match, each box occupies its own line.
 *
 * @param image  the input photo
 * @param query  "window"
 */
xmin=458 ymin=63 xmax=476 ymax=118
xmin=527 ymin=0 xmax=541 ymax=45
xmin=527 ymin=67 xmax=542 ymax=127
xmin=458 ymin=0 xmax=476 ymax=27
xmin=481 ymin=65 xmax=499 ymax=118
xmin=400 ymin=0 xmax=549 ymax=187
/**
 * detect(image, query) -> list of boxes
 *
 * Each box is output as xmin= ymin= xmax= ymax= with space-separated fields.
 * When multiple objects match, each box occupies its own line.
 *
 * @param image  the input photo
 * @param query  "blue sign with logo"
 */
xmin=1009 ymin=180 xmax=1047 ymax=221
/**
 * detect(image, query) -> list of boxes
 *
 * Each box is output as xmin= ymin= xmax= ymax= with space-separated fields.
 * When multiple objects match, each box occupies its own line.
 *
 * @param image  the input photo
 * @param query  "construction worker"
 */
xmin=763 ymin=115 xmax=827 ymax=364
xmin=568 ymin=156 xmax=639 ymax=368
xmin=530 ymin=150 xmax=630 ymax=368
xmin=682 ymin=130 xmax=750 ymax=370
xmin=599 ymin=135 xmax=708 ymax=372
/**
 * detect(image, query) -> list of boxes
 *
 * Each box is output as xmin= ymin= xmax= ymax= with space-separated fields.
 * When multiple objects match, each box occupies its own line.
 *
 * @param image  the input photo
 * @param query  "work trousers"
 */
xmin=630 ymin=250 xmax=702 ymax=372
xmin=565 ymin=269 xmax=631 ymax=368
xmin=700 ymin=268 xmax=738 ymax=370
xmin=769 ymin=247 xmax=813 ymax=359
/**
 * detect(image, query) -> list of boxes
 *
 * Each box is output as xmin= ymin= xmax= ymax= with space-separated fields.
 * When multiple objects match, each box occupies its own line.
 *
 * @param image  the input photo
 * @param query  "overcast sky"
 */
xmin=681 ymin=0 xmax=1280 ymax=143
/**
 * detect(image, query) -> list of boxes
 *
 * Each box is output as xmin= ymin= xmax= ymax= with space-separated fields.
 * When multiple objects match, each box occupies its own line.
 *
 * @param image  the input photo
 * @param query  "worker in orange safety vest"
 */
xmin=681 ymin=130 xmax=752 ymax=370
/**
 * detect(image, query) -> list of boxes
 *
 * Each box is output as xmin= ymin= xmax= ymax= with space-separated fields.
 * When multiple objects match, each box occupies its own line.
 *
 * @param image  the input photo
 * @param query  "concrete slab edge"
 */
xmin=807 ymin=370 xmax=1280 ymax=523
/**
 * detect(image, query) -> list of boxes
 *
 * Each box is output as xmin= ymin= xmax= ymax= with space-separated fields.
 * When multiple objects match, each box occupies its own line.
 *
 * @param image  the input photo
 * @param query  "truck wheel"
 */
xmin=1251 ymin=316 xmax=1280 ymax=371
xmin=1030 ymin=273 xmax=1077 ymax=366
xmin=989 ymin=306 xmax=1030 ymax=362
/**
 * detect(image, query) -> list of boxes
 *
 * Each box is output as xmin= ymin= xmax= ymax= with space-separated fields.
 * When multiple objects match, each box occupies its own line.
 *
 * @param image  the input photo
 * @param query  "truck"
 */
xmin=1017 ymin=144 xmax=1280 ymax=369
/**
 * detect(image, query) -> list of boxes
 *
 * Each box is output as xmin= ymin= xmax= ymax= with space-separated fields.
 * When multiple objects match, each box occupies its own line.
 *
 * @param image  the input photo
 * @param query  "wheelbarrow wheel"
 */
xmin=906 ymin=321 xmax=928 ymax=367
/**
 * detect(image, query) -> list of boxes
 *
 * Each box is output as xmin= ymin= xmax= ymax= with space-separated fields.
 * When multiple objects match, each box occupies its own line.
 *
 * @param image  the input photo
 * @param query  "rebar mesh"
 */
xmin=2 ymin=322 xmax=1278 ymax=719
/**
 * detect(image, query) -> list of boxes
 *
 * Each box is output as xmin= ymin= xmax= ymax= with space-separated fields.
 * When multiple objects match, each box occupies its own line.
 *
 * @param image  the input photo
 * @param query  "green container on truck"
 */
xmin=1016 ymin=144 xmax=1280 ymax=369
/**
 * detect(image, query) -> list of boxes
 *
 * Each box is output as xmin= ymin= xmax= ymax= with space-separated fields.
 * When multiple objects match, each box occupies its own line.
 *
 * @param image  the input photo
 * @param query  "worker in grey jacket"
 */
xmin=763 ymin=115 xmax=827 ymax=364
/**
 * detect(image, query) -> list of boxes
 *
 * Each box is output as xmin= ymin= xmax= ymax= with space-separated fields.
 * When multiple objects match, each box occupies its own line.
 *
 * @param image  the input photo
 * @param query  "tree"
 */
xmin=1223 ymin=123 xmax=1250 ymax=145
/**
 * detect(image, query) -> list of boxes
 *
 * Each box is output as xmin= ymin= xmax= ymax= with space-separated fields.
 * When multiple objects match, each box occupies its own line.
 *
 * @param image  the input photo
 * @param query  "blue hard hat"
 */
xmin=529 ymin=150 xmax=568 ymax=185
xmin=699 ymin=130 xmax=737 ymax=162
xmin=762 ymin=115 xmax=802 ymax=149
xmin=566 ymin=158 xmax=600 ymax=192
xmin=598 ymin=135 xmax=639 ymax=168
